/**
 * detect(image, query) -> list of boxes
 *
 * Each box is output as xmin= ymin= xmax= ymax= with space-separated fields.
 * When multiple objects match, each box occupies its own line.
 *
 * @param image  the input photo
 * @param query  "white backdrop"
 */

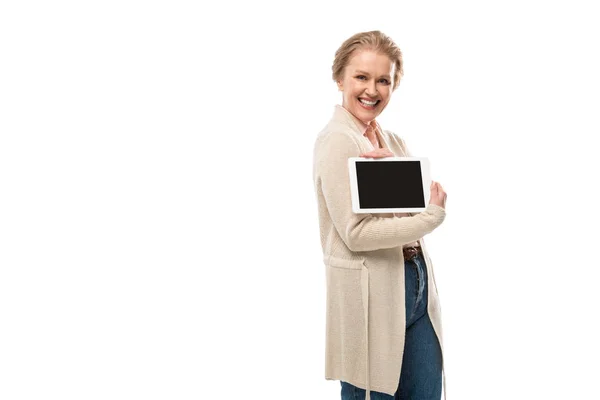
xmin=1 ymin=1 xmax=599 ymax=399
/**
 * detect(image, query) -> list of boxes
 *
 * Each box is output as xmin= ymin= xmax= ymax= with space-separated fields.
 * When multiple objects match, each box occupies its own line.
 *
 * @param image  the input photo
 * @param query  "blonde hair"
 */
xmin=332 ymin=30 xmax=404 ymax=90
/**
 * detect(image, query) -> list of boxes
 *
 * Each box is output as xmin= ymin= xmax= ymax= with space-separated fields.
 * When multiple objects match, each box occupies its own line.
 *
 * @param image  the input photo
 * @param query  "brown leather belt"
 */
xmin=403 ymin=246 xmax=422 ymax=261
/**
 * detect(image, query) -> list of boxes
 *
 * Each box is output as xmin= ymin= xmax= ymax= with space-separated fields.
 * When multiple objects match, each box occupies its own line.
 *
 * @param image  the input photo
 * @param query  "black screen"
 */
xmin=356 ymin=161 xmax=425 ymax=208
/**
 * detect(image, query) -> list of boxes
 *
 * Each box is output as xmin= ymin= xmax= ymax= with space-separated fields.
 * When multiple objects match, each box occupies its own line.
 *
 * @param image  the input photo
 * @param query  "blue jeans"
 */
xmin=340 ymin=253 xmax=442 ymax=400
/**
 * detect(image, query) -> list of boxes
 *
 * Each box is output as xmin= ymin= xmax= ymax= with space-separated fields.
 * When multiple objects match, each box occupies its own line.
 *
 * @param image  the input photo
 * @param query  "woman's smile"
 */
xmin=357 ymin=97 xmax=380 ymax=110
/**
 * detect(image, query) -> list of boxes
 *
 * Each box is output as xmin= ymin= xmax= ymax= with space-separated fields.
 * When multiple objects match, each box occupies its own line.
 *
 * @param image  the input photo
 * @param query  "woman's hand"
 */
xmin=359 ymin=148 xmax=394 ymax=158
xmin=429 ymin=181 xmax=447 ymax=209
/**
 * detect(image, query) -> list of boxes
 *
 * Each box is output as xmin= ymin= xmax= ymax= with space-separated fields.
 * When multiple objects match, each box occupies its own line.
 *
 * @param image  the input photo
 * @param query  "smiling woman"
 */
xmin=312 ymin=31 xmax=448 ymax=400
xmin=335 ymin=50 xmax=397 ymax=126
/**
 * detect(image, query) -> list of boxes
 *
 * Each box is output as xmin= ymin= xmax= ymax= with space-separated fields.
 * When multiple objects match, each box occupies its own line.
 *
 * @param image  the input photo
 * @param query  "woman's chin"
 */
xmin=355 ymin=104 xmax=383 ymax=121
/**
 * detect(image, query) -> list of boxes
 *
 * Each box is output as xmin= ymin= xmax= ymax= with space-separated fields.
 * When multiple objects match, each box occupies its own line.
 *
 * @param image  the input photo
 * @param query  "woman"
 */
xmin=312 ymin=31 xmax=448 ymax=400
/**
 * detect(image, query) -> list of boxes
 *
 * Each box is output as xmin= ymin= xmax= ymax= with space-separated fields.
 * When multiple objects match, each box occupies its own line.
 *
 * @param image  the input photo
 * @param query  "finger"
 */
xmin=360 ymin=150 xmax=393 ymax=158
xmin=375 ymin=149 xmax=392 ymax=156
xmin=371 ymin=153 xmax=393 ymax=159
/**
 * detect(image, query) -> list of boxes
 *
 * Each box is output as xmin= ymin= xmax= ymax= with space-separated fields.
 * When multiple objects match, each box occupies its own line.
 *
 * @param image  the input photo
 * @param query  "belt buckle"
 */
xmin=404 ymin=246 xmax=419 ymax=261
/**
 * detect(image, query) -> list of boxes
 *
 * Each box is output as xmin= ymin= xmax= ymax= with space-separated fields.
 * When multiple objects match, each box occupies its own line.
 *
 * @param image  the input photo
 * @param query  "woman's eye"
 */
xmin=356 ymin=75 xmax=367 ymax=80
xmin=379 ymin=79 xmax=390 ymax=85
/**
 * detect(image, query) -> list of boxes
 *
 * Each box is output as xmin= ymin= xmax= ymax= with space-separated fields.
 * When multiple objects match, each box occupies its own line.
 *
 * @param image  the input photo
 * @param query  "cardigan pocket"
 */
xmin=323 ymin=255 xmax=366 ymax=270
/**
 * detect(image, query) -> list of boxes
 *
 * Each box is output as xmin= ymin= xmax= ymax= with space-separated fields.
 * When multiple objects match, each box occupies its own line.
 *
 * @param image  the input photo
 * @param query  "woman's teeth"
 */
xmin=359 ymin=99 xmax=378 ymax=106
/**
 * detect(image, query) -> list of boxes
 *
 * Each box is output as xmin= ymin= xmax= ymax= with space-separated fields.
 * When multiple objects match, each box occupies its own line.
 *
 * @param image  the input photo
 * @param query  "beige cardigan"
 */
xmin=335 ymin=105 xmax=422 ymax=249
xmin=313 ymin=105 xmax=447 ymax=398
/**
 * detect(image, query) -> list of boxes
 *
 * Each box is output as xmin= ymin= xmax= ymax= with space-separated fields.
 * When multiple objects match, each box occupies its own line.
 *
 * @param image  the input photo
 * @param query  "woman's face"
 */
xmin=337 ymin=49 xmax=395 ymax=125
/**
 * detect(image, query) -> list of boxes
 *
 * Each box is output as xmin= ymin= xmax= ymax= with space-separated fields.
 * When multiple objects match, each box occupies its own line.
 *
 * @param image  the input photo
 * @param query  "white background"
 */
xmin=1 ymin=1 xmax=599 ymax=399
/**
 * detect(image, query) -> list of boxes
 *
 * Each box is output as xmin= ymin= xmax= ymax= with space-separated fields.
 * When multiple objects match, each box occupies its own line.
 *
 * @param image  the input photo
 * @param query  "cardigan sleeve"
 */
xmin=315 ymin=130 xmax=446 ymax=252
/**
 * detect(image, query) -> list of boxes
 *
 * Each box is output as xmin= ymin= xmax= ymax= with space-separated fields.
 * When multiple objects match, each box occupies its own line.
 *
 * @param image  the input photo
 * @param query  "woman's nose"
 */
xmin=365 ymin=81 xmax=378 ymax=97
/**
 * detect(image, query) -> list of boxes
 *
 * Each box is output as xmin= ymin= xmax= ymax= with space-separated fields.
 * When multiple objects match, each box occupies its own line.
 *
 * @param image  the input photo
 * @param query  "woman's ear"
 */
xmin=337 ymin=80 xmax=343 ymax=91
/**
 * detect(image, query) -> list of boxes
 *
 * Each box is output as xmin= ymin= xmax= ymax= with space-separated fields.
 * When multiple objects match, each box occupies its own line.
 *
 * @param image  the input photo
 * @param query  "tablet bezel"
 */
xmin=348 ymin=157 xmax=431 ymax=214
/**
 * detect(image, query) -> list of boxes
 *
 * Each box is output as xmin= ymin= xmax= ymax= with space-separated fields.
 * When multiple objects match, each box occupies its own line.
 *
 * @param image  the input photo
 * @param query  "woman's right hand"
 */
xmin=429 ymin=181 xmax=447 ymax=209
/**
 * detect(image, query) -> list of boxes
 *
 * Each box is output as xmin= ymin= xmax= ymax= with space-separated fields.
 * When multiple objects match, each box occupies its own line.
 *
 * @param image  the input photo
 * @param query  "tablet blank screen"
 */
xmin=355 ymin=161 xmax=425 ymax=209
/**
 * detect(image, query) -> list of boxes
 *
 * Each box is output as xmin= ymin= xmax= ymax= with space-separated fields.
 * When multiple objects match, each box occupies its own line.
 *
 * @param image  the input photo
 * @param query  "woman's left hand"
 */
xmin=359 ymin=148 xmax=394 ymax=158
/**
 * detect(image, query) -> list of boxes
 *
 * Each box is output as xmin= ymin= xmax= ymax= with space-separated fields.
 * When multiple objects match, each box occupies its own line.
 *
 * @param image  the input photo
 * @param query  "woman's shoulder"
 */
xmin=313 ymin=121 xmax=363 ymax=170
xmin=316 ymin=119 xmax=361 ymax=148
xmin=316 ymin=106 xmax=361 ymax=141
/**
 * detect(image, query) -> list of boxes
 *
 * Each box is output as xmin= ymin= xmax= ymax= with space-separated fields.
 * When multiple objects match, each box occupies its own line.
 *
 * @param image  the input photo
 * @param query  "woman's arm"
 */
xmin=314 ymin=131 xmax=445 ymax=252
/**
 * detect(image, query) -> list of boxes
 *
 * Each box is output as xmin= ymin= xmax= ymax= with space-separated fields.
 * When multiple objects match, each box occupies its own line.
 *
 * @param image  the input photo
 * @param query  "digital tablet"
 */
xmin=348 ymin=157 xmax=431 ymax=214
